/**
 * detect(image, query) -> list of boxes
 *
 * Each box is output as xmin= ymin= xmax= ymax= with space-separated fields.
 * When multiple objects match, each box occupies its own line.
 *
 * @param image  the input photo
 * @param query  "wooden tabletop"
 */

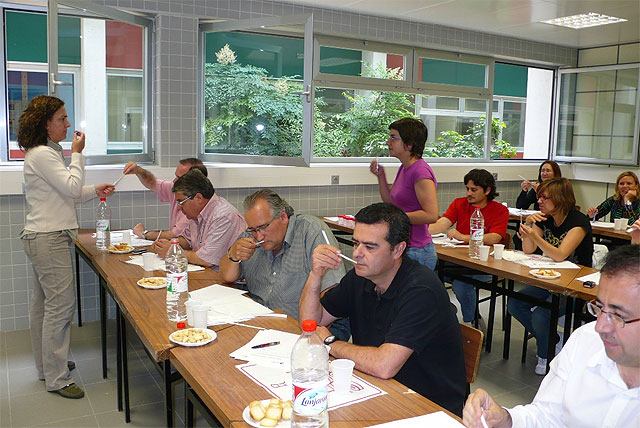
xmin=74 ymin=230 xmax=231 ymax=361
xmin=563 ymin=266 xmax=599 ymax=301
xmin=435 ymin=245 xmax=585 ymax=295
xmin=170 ymin=316 xmax=459 ymax=428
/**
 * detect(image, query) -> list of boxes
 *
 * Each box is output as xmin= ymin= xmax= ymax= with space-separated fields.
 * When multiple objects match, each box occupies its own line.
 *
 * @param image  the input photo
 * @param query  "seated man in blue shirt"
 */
xmin=299 ymin=202 xmax=466 ymax=416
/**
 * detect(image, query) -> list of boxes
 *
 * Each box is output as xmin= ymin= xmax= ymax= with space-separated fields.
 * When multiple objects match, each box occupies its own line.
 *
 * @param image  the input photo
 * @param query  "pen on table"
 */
xmin=321 ymin=230 xmax=358 ymax=264
xmin=251 ymin=341 xmax=280 ymax=349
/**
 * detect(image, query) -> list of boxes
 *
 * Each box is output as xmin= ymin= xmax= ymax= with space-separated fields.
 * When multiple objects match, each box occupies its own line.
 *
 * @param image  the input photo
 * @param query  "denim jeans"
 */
xmin=406 ymin=242 xmax=437 ymax=271
xmin=507 ymin=285 xmax=555 ymax=359
xmin=451 ymin=274 xmax=492 ymax=323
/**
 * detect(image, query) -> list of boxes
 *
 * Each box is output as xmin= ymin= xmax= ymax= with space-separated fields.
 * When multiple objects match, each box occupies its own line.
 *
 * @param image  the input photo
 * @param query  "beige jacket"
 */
xmin=23 ymin=142 xmax=97 ymax=232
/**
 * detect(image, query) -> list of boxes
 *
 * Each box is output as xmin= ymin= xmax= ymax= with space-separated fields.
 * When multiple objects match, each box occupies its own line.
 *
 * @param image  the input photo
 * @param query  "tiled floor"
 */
xmin=0 ymin=289 xmax=545 ymax=427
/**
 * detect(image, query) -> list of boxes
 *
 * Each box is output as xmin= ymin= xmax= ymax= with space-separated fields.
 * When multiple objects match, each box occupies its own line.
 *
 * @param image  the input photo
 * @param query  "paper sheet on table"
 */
xmin=432 ymin=235 xmax=467 ymax=247
xmin=230 ymin=329 xmax=299 ymax=369
xmin=92 ymin=229 xmax=154 ymax=247
xmin=508 ymin=208 xmax=540 ymax=217
xmin=522 ymin=259 xmax=580 ymax=269
xmin=324 ymin=216 xmax=339 ymax=222
xmin=591 ymin=221 xmax=615 ymax=229
xmin=207 ymin=298 xmax=273 ymax=325
xmin=189 ymin=283 xmax=247 ymax=301
xmin=577 ymin=272 xmax=601 ymax=283
xmin=124 ymin=254 xmax=205 ymax=272
xmin=365 ymin=412 xmax=464 ymax=427
xmin=501 ymin=250 xmax=532 ymax=262
xmin=236 ymin=362 xmax=386 ymax=410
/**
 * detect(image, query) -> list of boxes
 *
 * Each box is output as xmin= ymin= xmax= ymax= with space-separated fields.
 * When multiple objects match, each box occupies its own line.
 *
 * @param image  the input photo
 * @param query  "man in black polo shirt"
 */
xmin=299 ymin=202 xmax=466 ymax=416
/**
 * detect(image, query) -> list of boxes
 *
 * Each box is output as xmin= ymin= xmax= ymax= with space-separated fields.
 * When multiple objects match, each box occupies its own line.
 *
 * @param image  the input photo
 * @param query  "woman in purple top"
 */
xmin=370 ymin=118 xmax=439 ymax=270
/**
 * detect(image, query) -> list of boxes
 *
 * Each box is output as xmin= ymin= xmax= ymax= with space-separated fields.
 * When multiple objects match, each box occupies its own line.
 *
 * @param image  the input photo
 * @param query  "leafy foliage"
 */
xmin=203 ymin=46 xmax=517 ymax=159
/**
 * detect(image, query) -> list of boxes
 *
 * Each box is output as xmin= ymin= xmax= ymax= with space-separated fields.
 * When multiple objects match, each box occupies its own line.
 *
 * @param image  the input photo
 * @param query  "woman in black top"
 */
xmin=516 ymin=161 xmax=561 ymax=210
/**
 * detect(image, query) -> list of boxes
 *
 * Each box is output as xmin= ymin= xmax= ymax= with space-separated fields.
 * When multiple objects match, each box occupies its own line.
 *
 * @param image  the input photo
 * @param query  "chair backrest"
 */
xmin=460 ymin=323 xmax=483 ymax=384
xmin=500 ymin=233 xmax=512 ymax=250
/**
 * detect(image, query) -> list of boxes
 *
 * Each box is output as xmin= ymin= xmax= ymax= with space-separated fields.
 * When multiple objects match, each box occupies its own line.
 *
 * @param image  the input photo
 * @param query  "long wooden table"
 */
xmin=171 ymin=316 xmax=461 ymax=428
xmin=73 ymin=230 xmax=226 ymax=426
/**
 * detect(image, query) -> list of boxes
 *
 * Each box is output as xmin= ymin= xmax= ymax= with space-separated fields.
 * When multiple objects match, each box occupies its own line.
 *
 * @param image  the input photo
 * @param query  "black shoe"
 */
xmin=49 ymin=383 xmax=85 ymax=399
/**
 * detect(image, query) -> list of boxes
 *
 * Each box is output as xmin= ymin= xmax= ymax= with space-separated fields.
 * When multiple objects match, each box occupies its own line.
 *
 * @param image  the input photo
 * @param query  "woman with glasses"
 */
xmin=508 ymin=178 xmax=594 ymax=375
xmin=370 ymin=118 xmax=439 ymax=270
xmin=516 ymin=160 xmax=562 ymax=210
xmin=587 ymin=171 xmax=639 ymax=226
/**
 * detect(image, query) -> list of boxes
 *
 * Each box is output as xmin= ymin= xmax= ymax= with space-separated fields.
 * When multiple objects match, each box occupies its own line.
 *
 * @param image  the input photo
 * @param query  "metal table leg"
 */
xmin=99 ymin=277 xmax=108 ymax=379
xmin=546 ymin=294 xmax=560 ymax=373
xmin=120 ymin=311 xmax=130 ymax=423
xmin=116 ymin=308 xmax=123 ymax=412
xmin=75 ymin=248 xmax=82 ymax=327
xmin=502 ymin=280 xmax=514 ymax=359
xmin=164 ymin=360 xmax=174 ymax=428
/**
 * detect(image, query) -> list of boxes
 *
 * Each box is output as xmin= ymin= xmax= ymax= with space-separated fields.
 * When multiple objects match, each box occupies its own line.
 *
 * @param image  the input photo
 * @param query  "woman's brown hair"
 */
xmin=537 ymin=178 xmax=576 ymax=217
xmin=17 ymin=95 xmax=65 ymax=151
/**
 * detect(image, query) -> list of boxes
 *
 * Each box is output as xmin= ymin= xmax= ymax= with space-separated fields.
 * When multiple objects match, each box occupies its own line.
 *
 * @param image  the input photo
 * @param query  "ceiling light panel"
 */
xmin=541 ymin=12 xmax=627 ymax=29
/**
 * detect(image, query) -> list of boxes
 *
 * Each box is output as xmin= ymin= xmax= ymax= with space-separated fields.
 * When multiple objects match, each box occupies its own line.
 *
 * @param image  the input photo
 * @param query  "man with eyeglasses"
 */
xmin=462 ymin=244 xmax=640 ymax=428
xmin=219 ymin=189 xmax=350 ymax=340
xmin=123 ymin=158 xmax=208 ymax=241
xmin=151 ymin=169 xmax=246 ymax=270
xmin=299 ymin=202 xmax=466 ymax=416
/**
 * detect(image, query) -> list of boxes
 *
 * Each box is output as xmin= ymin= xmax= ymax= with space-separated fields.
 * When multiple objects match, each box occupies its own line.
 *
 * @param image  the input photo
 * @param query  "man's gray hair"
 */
xmin=243 ymin=189 xmax=294 ymax=218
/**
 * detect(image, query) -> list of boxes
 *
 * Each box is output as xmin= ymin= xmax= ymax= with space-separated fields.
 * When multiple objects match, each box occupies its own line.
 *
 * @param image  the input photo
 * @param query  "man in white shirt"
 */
xmin=462 ymin=244 xmax=640 ymax=428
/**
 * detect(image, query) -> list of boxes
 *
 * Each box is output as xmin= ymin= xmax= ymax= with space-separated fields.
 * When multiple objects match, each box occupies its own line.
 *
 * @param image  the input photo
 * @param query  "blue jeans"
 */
xmin=451 ymin=274 xmax=492 ymax=322
xmin=407 ymin=242 xmax=437 ymax=271
xmin=507 ymin=285 xmax=555 ymax=359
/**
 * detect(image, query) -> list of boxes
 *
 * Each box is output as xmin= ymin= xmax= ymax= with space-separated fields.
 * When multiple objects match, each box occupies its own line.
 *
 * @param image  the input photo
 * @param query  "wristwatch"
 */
xmin=227 ymin=249 xmax=241 ymax=263
xmin=142 ymin=230 xmax=149 ymax=239
xmin=323 ymin=335 xmax=337 ymax=346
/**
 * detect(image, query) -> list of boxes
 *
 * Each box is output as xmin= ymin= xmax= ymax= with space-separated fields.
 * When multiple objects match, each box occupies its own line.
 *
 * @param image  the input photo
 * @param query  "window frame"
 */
xmin=198 ymin=14 xmax=314 ymax=166
xmin=553 ymin=63 xmax=640 ymax=166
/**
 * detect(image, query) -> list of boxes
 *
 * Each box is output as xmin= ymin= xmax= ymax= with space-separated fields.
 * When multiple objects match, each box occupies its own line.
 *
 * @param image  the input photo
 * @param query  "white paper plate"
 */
xmin=108 ymin=246 xmax=134 ymax=254
xmin=136 ymin=277 xmax=167 ymax=289
xmin=169 ymin=328 xmax=217 ymax=347
xmin=529 ymin=269 xmax=561 ymax=279
xmin=242 ymin=399 xmax=291 ymax=428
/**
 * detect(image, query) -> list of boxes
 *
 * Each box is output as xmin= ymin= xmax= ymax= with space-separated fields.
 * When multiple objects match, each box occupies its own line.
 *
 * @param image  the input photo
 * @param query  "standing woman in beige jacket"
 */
xmin=18 ymin=95 xmax=114 ymax=399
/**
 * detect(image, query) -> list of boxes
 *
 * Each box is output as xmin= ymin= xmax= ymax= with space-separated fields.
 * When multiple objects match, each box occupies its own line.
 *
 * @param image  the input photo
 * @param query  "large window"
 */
xmin=1 ymin=4 xmax=151 ymax=163
xmin=199 ymin=21 xmax=555 ymax=164
xmin=555 ymin=65 xmax=639 ymax=165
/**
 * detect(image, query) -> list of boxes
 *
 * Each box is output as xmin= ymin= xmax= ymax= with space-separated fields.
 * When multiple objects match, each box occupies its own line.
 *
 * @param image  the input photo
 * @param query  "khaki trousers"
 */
xmin=23 ymin=231 xmax=75 ymax=391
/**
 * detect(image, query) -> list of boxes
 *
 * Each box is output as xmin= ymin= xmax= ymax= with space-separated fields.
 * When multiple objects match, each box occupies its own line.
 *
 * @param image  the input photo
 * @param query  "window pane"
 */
xmin=8 ymin=71 xmax=74 ymax=160
xmin=107 ymin=75 xmax=143 ymax=153
xmin=203 ymin=32 xmax=304 ymax=156
xmin=319 ymin=46 xmax=406 ymax=81
xmin=418 ymin=58 xmax=486 ymax=88
xmin=557 ymin=67 xmax=639 ymax=162
xmin=313 ymin=86 xmax=416 ymax=157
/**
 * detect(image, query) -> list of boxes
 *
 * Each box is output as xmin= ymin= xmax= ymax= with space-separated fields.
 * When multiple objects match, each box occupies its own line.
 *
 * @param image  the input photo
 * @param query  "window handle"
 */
xmin=292 ymin=85 xmax=311 ymax=102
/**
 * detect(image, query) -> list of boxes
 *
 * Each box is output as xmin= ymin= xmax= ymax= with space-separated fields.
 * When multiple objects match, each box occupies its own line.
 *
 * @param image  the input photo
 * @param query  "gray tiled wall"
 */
xmin=0 ymin=181 xmax=522 ymax=331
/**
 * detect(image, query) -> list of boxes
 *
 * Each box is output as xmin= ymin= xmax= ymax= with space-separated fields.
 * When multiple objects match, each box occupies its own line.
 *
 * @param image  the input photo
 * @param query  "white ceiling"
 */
xmin=284 ymin=0 xmax=640 ymax=48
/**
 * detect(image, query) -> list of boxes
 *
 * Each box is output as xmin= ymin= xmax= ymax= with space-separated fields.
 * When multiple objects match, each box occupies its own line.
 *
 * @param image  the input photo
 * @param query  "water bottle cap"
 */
xmin=100 ymin=197 xmax=106 ymax=201
xmin=177 ymin=322 xmax=186 ymax=329
xmin=170 ymin=239 xmax=179 ymax=244
xmin=301 ymin=319 xmax=317 ymax=332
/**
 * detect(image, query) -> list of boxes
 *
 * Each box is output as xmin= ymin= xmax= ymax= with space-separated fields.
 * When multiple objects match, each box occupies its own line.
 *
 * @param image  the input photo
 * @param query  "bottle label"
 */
xmin=292 ymin=383 xmax=328 ymax=416
xmin=96 ymin=220 xmax=110 ymax=232
xmin=167 ymin=272 xmax=188 ymax=292
xmin=470 ymin=229 xmax=484 ymax=241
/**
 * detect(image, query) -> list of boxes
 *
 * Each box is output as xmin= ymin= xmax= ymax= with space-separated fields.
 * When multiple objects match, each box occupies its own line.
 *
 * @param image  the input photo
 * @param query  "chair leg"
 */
xmin=521 ymin=330 xmax=529 ymax=364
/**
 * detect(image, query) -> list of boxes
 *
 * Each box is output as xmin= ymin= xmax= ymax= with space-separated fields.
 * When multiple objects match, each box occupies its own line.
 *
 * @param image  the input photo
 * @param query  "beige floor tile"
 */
xmin=94 ymin=400 xmax=168 ymax=428
xmin=494 ymin=386 xmax=540 ymax=408
xmin=32 ymin=414 xmax=99 ymax=428
xmin=3 ymin=329 xmax=32 ymax=352
xmin=0 ymin=397 xmax=10 ymax=427
xmin=0 ymin=371 xmax=8 ymax=399
xmin=74 ymin=357 xmax=115 ymax=386
xmin=84 ymin=373 xmax=163 ymax=415
xmin=10 ymin=390 xmax=94 ymax=427
xmin=5 ymin=347 xmax=34 ymax=371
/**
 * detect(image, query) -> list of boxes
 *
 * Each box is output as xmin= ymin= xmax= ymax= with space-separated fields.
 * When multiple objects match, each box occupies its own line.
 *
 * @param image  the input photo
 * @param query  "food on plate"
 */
xmin=171 ymin=328 xmax=211 ymax=344
xmin=533 ymin=269 xmax=558 ymax=277
xmin=248 ymin=399 xmax=292 ymax=426
xmin=138 ymin=277 xmax=166 ymax=286
xmin=108 ymin=243 xmax=133 ymax=252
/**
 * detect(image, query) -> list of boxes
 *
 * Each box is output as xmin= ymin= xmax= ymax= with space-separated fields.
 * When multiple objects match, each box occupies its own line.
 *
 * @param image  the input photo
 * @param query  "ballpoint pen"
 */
xmin=251 ymin=341 xmax=280 ymax=349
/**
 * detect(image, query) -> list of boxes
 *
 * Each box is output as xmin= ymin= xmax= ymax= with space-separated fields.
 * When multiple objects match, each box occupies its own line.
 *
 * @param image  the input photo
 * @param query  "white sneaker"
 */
xmin=535 ymin=357 xmax=548 ymax=376
xmin=477 ymin=316 xmax=488 ymax=336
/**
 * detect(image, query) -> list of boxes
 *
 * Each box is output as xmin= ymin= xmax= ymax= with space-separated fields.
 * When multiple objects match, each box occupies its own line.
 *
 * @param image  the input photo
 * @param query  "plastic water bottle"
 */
xmin=469 ymin=205 xmax=484 ymax=259
xmin=165 ymin=239 xmax=188 ymax=321
xmin=96 ymin=197 xmax=111 ymax=251
xmin=291 ymin=319 xmax=329 ymax=428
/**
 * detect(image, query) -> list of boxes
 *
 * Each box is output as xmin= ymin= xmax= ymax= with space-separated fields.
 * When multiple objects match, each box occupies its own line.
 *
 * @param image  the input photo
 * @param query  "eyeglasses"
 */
xmin=246 ymin=216 xmax=277 ymax=235
xmin=537 ymin=194 xmax=550 ymax=202
xmin=176 ymin=195 xmax=193 ymax=206
xmin=586 ymin=300 xmax=640 ymax=328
